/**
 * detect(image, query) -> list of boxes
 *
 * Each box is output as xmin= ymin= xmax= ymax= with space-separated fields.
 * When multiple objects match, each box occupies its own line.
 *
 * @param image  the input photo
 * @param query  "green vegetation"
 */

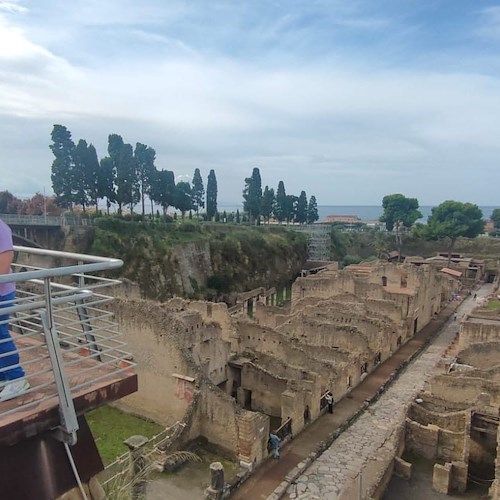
xmin=418 ymin=200 xmax=484 ymax=265
xmin=90 ymin=218 xmax=307 ymax=300
xmin=87 ymin=406 xmax=163 ymax=465
xmin=380 ymin=193 xmax=422 ymax=261
xmin=487 ymin=300 xmax=500 ymax=311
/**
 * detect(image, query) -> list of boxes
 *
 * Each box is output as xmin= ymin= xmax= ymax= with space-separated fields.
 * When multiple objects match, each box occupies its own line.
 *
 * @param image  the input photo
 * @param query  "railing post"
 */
xmin=40 ymin=277 xmax=79 ymax=445
xmin=124 ymin=435 xmax=149 ymax=500
xmin=76 ymin=300 xmax=101 ymax=362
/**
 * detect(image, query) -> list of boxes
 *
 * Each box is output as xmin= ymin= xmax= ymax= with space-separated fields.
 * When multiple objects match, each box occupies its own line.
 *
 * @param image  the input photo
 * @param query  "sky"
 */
xmin=1 ymin=0 xmax=500 ymax=206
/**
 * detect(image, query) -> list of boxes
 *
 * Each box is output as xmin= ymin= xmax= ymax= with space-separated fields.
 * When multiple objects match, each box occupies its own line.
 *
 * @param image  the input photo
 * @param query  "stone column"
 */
xmin=123 ymin=435 xmax=149 ymax=500
xmin=204 ymin=462 xmax=225 ymax=500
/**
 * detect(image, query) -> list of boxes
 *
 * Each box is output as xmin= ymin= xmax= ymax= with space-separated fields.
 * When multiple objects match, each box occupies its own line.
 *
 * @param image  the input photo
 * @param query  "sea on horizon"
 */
xmin=217 ymin=204 xmax=499 ymax=223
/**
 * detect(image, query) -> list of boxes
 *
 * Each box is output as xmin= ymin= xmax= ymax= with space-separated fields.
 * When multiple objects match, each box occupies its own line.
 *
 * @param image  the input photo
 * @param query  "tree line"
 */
xmin=49 ymin=125 xmax=319 ymax=224
xmin=242 ymin=167 xmax=319 ymax=224
xmin=50 ymin=124 xmax=218 ymax=218
xmin=379 ymin=193 xmax=487 ymax=264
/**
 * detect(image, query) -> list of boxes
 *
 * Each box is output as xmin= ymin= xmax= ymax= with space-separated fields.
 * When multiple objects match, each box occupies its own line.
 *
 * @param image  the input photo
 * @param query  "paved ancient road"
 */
xmin=283 ymin=285 xmax=491 ymax=500
xmin=229 ymin=286 xmax=490 ymax=500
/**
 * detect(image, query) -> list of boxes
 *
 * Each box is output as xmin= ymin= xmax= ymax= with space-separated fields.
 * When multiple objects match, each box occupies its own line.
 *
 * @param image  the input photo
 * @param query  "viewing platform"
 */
xmin=0 ymin=245 xmax=137 ymax=499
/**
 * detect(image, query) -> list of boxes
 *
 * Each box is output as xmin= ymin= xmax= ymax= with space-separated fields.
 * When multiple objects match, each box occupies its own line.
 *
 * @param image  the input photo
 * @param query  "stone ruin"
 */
xmin=110 ymin=260 xmax=459 ymax=469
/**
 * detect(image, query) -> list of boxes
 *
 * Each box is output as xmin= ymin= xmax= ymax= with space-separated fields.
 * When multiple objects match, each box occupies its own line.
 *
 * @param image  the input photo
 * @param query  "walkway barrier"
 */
xmin=0 ymin=213 xmax=92 ymax=227
xmin=0 ymin=246 xmax=133 ymax=445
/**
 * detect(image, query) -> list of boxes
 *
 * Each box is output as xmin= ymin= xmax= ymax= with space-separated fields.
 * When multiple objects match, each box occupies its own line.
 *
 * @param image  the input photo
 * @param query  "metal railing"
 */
xmin=0 ymin=213 xmax=92 ymax=227
xmin=0 ymin=246 xmax=133 ymax=445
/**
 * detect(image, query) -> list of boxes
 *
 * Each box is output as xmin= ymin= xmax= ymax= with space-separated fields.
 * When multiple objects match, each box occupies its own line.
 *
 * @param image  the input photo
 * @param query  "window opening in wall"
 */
xmin=413 ymin=317 xmax=418 ymax=335
xmin=374 ymin=352 xmax=381 ymax=365
xmin=397 ymin=336 xmax=402 ymax=346
xmin=361 ymin=362 xmax=368 ymax=374
xmin=347 ymin=376 xmax=352 ymax=388
xmin=382 ymin=276 xmax=387 ymax=286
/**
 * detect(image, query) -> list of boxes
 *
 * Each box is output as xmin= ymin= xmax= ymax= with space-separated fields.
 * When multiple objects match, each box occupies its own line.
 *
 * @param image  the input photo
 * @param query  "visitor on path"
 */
xmin=0 ymin=219 xmax=29 ymax=401
xmin=269 ymin=432 xmax=281 ymax=459
xmin=453 ymin=312 xmax=457 ymax=321
xmin=325 ymin=392 xmax=334 ymax=414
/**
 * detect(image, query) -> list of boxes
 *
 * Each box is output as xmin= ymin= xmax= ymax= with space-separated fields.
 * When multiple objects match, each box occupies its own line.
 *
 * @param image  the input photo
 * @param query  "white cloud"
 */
xmin=0 ymin=1 xmax=499 ymax=205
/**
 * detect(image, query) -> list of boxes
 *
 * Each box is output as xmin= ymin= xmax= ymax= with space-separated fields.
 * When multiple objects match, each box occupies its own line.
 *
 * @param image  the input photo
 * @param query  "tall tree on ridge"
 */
xmin=261 ymin=186 xmax=275 ymax=224
xmin=72 ymin=139 xmax=90 ymax=212
xmin=243 ymin=167 xmax=262 ymax=224
xmin=206 ymin=169 xmax=218 ymax=221
xmin=173 ymin=181 xmax=193 ymax=218
xmin=50 ymin=124 xmax=75 ymax=209
xmin=296 ymin=190 xmax=308 ymax=224
xmin=420 ymin=200 xmax=484 ymax=266
xmin=307 ymin=195 xmax=319 ymax=223
xmin=134 ymin=143 xmax=156 ymax=216
xmin=153 ymin=169 xmax=176 ymax=216
xmin=380 ymin=193 xmax=422 ymax=262
xmin=85 ymin=144 xmax=101 ymax=212
xmin=191 ymin=168 xmax=205 ymax=218
xmin=99 ymin=156 xmax=116 ymax=215
xmin=274 ymin=180 xmax=286 ymax=224
xmin=285 ymin=194 xmax=298 ymax=224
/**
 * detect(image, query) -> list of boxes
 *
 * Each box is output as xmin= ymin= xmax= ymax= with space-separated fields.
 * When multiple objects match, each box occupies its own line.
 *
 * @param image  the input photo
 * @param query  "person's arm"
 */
xmin=0 ymin=250 xmax=13 ymax=275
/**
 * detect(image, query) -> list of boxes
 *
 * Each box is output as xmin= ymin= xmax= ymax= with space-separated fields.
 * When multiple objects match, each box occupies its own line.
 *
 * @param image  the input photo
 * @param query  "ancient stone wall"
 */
xmin=408 ymin=404 xmax=468 ymax=432
xmin=459 ymin=319 xmax=500 ymax=350
xmin=111 ymin=299 xmax=198 ymax=425
xmin=240 ymin=363 xmax=288 ymax=417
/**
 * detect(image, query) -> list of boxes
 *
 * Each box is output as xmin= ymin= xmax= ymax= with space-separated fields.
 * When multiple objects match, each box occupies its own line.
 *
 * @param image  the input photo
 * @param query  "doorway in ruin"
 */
xmin=413 ymin=317 xmax=418 ymax=335
xmin=468 ymin=412 xmax=498 ymax=487
xmin=243 ymin=389 xmax=252 ymax=410
xmin=247 ymin=299 xmax=253 ymax=318
xmin=228 ymin=364 xmax=241 ymax=399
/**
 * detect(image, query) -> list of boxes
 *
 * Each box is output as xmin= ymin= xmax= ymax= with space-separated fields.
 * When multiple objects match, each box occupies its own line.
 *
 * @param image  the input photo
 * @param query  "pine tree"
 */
xmin=261 ymin=186 xmax=275 ymax=224
xmin=285 ymin=195 xmax=298 ymax=224
xmin=134 ymin=143 xmax=156 ymax=216
xmin=73 ymin=139 xmax=90 ymax=211
xmin=307 ymin=195 xmax=319 ymax=223
xmin=243 ymin=167 xmax=262 ymax=224
xmin=85 ymin=144 xmax=101 ymax=212
xmin=50 ymin=124 xmax=75 ymax=209
xmin=152 ymin=169 xmax=176 ymax=216
xmin=192 ymin=168 xmax=205 ymax=218
xmin=296 ymin=190 xmax=308 ymax=224
xmin=206 ymin=169 xmax=218 ymax=221
xmin=99 ymin=157 xmax=116 ymax=215
xmin=173 ymin=181 xmax=193 ymax=218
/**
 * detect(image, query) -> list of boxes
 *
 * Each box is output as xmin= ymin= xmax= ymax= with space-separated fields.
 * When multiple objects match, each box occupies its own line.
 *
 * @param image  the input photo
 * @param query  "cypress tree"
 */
xmin=206 ymin=169 xmax=218 ymax=220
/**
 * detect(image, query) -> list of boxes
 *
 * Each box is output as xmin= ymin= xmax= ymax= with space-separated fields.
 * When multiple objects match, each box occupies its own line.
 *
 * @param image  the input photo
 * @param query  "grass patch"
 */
xmin=87 ymin=406 xmax=163 ymax=465
xmin=486 ymin=299 xmax=500 ymax=310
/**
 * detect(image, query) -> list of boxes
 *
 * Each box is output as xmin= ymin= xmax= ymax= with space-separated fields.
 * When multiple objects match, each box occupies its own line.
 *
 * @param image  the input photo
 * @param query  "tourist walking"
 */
xmin=0 ymin=218 xmax=29 ymax=401
xmin=269 ymin=432 xmax=281 ymax=459
xmin=325 ymin=392 xmax=334 ymax=414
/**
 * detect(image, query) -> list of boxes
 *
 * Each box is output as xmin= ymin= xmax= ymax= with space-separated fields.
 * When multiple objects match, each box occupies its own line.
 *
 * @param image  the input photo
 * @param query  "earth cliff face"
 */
xmin=59 ymin=220 xmax=307 ymax=301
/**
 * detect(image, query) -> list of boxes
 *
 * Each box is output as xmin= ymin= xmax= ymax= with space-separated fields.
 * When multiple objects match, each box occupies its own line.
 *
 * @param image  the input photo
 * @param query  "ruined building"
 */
xmin=402 ymin=291 xmax=500 ymax=497
xmin=112 ymin=261 xmax=458 ymax=468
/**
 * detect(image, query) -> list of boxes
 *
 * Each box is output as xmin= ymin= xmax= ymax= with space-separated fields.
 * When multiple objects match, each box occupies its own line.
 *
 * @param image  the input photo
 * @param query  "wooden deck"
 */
xmin=0 ymin=334 xmax=137 ymax=446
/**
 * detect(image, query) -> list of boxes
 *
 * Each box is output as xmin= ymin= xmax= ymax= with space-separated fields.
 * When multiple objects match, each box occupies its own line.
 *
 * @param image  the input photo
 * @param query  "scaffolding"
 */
xmin=290 ymin=224 xmax=332 ymax=261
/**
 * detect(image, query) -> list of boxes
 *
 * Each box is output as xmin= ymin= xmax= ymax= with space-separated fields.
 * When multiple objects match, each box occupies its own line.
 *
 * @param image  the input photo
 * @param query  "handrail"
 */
xmin=0 ymin=245 xmax=132 ymax=448
xmin=0 ymin=246 xmax=122 ymax=285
